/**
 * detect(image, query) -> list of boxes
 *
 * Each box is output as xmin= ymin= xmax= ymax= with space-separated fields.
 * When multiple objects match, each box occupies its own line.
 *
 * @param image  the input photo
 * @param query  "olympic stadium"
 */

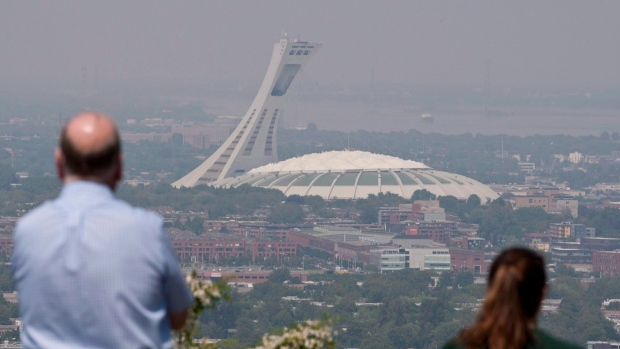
xmin=173 ymin=37 xmax=499 ymax=202
xmin=209 ymin=150 xmax=499 ymax=201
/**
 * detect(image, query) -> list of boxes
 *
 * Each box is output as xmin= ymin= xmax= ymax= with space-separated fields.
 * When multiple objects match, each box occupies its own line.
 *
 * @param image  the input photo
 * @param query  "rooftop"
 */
xmin=249 ymin=150 xmax=429 ymax=174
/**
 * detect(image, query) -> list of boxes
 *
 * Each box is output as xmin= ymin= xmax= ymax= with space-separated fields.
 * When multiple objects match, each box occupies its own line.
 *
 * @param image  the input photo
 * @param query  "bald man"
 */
xmin=12 ymin=112 xmax=193 ymax=349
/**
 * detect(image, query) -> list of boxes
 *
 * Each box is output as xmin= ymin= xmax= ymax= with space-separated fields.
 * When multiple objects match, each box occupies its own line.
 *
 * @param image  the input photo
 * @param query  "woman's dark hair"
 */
xmin=458 ymin=247 xmax=547 ymax=349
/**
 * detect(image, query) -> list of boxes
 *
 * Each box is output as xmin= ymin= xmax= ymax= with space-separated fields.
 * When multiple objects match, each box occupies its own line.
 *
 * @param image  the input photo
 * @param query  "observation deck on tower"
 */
xmin=173 ymin=37 xmax=322 ymax=188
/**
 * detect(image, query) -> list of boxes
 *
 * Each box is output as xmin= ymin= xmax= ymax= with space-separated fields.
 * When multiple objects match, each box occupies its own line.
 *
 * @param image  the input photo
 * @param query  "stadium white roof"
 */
xmin=250 ymin=150 xmax=429 ymax=173
xmin=212 ymin=151 xmax=499 ymax=201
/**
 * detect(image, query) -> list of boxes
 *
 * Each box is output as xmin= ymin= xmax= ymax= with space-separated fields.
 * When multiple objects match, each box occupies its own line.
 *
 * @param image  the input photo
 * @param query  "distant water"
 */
xmin=182 ymin=95 xmax=619 ymax=136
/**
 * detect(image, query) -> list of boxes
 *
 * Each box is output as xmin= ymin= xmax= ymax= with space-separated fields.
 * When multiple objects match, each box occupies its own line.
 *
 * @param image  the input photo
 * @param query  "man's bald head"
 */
xmin=59 ymin=111 xmax=121 ymax=179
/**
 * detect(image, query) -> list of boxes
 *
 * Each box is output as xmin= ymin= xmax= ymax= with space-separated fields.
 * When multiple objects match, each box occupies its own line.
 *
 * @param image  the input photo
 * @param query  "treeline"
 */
xmin=0 ymin=264 xmax=18 ymax=325
xmin=198 ymin=268 xmax=620 ymax=348
xmin=4 ymin=178 xmax=620 ymax=246
xmin=3 ymin=125 xmax=620 ymax=192
xmin=117 ymin=184 xmax=286 ymax=218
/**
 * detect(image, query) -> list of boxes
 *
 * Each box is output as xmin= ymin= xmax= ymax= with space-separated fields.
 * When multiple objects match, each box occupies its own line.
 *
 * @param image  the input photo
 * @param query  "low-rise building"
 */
xmin=407 ymin=247 xmax=450 ymax=271
xmin=369 ymin=248 xmax=409 ymax=273
xmin=550 ymin=246 xmax=592 ymax=269
xmin=194 ymin=269 xmax=308 ymax=284
xmin=514 ymin=195 xmax=550 ymax=211
xmin=449 ymin=236 xmax=486 ymax=250
xmin=168 ymin=229 xmax=247 ymax=263
xmin=524 ymin=233 xmax=552 ymax=252
xmin=251 ymin=241 xmax=297 ymax=262
xmin=593 ymin=250 xmax=620 ymax=276
xmin=595 ymin=183 xmax=620 ymax=192
xmin=449 ymin=248 xmax=488 ymax=274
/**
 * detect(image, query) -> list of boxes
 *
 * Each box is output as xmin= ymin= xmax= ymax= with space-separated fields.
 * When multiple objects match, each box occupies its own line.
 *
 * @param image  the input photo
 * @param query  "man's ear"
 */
xmin=111 ymin=155 xmax=123 ymax=190
xmin=55 ymin=149 xmax=65 ymax=181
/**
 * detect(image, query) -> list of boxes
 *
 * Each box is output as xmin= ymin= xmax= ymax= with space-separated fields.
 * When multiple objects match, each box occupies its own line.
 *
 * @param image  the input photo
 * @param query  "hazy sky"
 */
xmin=1 ymin=1 xmax=619 ymax=91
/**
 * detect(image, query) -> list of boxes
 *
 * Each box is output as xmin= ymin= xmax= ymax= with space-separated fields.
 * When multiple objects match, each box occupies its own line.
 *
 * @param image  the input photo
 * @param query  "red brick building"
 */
xmin=251 ymin=241 xmax=297 ymax=262
xmin=413 ymin=221 xmax=456 ymax=244
xmin=168 ymin=231 xmax=247 ymax=263
xmin=286 ymin=230 xmax=336 ymax=255
xmin=449 ymin=248 xmax=488 ymax=274
xmin=593 ymin=250 xmax=620 ymax=275
xmin=194 ymin=270 xmax=308 ymax=284
xmin=0 ymin=235 xmax=13 ymax=259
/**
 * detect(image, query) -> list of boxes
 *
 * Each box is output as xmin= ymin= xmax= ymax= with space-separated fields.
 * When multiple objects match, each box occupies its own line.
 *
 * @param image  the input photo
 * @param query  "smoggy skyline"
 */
xmin=1 ymin=1 xmax=620 ymax=93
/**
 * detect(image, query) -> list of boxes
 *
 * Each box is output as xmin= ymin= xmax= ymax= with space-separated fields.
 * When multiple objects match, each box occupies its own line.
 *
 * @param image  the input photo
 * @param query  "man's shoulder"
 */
xmin=15 ymin=200 xmax=56 ymax=231
xmin=17 ymin=196 xmax=164 ymax=233
xmin=112 ymin=198 xmax=163 ymax=223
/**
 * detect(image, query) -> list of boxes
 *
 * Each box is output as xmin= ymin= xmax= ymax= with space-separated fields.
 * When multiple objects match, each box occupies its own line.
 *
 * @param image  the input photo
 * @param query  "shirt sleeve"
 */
xmin=160 ymin=228 xmax=194 ymax=313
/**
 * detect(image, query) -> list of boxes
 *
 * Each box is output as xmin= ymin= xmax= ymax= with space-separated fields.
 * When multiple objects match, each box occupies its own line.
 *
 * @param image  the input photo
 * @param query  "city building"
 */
xmin=554 ymin=196 xmax=579 ymax=218
xmin=168 ymin=229 xmax=247 ymax=263
xmin=449 ymin=248 xmax=488 ymax=274
xmin=0 ymin=235 xmax=13 ymax=259
xmin=194 ymin=269 xmax=308 ymax=285
xmin=518 ymin=162 xmax=535 ymax=173
xmin=173 ymin=37 xmax=323 ymax=187
xmin=580 ymin=237 xmax=620 ymax=251
xmin=550 ymin=245 xmax=592 ymax=270
xmin=513 ymin=195 xmax=550 ymax=211
xmin=587 ymin=341 xmax=620 ymax=349
xmin=524 ymin=233 xmax=552 ymax=252
xmin=595 ymin=183 xmax=620 ymax=192
xmin=122 ymin=132 xmax=172 ymax=144
xmin=369 ymin=248 xmax=409 ymax=273
xmin=511 ymin=187 xmax=579 ymax=217
xmin=549 ymin=222 xmax=576 ymax=239
xmin=593 ymin=251 xmax=620 ymax=276
xmin=405 ymin=221 xmax=457 ymax=244
xmin=251 ymin=241 xmax=297 ymax=262
xmin=407 ymin=247 xmax=451 ymax=271
xmin=569 ymin=152 xmax=583 ymax=163
xmin=378 ymin=201 xmax=446 ymax=225
xmin=450 ymin=236 xmax=486 ymax=250
xmin=170 ymin=124 xmax=231 ymax=149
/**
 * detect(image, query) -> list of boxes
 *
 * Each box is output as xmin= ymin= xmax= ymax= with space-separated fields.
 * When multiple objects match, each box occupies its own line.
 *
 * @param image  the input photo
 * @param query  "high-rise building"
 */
xmin=173 ymin=37 xmax=322 ymax=187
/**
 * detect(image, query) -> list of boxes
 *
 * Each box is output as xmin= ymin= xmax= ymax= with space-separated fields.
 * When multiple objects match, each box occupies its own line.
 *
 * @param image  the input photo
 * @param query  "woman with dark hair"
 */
xmin=443 ymin=247 xmax=581 ymax=349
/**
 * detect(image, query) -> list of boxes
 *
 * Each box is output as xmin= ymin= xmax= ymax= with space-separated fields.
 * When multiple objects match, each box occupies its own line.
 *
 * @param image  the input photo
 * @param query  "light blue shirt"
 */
xmin=12 ymin=181 xmax=193 ymax=349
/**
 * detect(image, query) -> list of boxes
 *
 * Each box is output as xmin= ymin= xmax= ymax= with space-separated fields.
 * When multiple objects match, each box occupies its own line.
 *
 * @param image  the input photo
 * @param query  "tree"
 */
xmin=356 ymin=200 xmax=378 ymax=224
xmin=412 ymin=189 xmax=437 ymax=201
xmin=438 ymin=271 xmax=454 ymax=288
xmin=186 ymin=216 xmax=205 ymax=235
xmin=438 ymin=195 xmax=460 ymax=213
xmin=466 ymin=194 xmax=481 ymax=207
xmin=600 ymin=131 xmax=610 ymax=141
xmin=285 ymin=194 xmax=305 ymax=204
xmin=268 ymin=268 xmax=292 ymax=283
xmin=268 ymin=203 xmax=305 ymax=224
xmin=0 ymin=162 xmax=15 ymax=190
xmin=171 ymin=133 xmax=184 ymax=145
xmin=455 ymin=271 xmax=474 ymax=286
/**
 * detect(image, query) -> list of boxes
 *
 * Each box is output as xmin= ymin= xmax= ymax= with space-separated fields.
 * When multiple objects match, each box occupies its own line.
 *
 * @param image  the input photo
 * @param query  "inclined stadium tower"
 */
xmin=173 ymin=37 xmax=323 ymax=187
xmin=173 ymin=38 xmax=499 ymax=202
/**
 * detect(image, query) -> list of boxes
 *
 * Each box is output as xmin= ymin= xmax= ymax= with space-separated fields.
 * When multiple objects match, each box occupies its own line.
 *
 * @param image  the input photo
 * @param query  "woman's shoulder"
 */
xmin=534 ymin=329 xmax=582 ymax=349
xmin=441 ymin=338 xmax=464 ymax=349
xmin=441 ymin=331 xmax=581 ymax=349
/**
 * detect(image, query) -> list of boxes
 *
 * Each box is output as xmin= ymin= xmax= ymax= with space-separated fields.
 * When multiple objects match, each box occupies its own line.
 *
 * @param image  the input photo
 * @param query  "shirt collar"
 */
xmin=59 ymin=181 xmax=115 ymax=202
